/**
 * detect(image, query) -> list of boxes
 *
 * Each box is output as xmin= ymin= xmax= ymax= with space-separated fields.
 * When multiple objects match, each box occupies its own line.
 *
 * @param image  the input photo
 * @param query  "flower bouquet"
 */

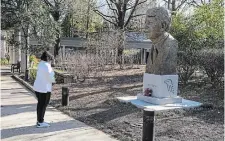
xmin=144 ymin=88 xmax=153 ymax=97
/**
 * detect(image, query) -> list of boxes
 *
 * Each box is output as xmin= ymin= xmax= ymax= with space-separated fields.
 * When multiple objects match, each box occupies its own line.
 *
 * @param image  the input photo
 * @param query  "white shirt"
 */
xmin=33 ymin=61 xmax=55 ymax=93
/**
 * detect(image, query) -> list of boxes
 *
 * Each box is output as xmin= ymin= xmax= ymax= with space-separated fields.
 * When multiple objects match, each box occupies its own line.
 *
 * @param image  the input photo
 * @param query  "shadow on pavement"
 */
xmin=1 ymin=103 xmax=37 ymax=117
xmin=1 ymin=120 xmax=89 ymax=139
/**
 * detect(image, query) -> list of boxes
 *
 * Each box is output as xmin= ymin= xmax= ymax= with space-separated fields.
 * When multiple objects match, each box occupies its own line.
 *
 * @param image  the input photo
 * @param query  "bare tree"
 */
xmin=187 ymin=0 xmax=218 ymax=7
xmin=92 ymin=0 xmax=147 ymax=64
xmin=161 ymin=0 xmax=191 ymax=14
xmin=93 ymin=0 xmax=147 ymax=30
xmin=61 ymin=0 xmax=101 ymax=38
xmin=43 ymin=0 xmax=70 ymax=57
xmin=162 ymin=0 xmax=213 ymax=14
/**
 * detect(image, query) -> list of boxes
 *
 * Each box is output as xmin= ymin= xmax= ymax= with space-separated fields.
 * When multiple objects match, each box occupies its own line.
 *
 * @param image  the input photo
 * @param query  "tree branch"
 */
xmin=109 ymin=0 xmax=120 ymax=11
xmin=131 ymin=14 xmax=145 ymax=18
xmin=94 ymin=4 xmax=108 ymax=9
xmin=93 ymin=9 xmax=117 ymax=26
xmin=58 ymin=0 xmax=64 ymax=4
xmin=125 ymin=0 xmax=147 ymax=27
xmin=187 ymin=0 xmax=201 ymax=7
xmin=43 ymin=0 xmax=54 ymax=7
xmin=126 ymin=0 xmax=147 ymax=10
xmin=93 ymin=9 xmax=117 ymax=19
xmin=162 ymin=0 xmax=170 ymax=4
xmin=201 ymin=0 xmax=204 ymax=4
xmin=106 ymin=0 xmax=118 ymax=16
xmin=109 ymin=0 xmax=117 ymax=5
xmin=176 ymin=0 xmax=188 ymax=10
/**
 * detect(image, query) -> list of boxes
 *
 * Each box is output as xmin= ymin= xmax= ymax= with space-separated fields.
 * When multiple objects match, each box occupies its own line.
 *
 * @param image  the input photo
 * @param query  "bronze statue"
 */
xmin=145 ymin=7 xmax=178 ymax=75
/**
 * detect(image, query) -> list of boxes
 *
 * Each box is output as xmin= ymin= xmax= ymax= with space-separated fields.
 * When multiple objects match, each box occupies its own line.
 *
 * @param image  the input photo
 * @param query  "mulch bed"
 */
xmin=49 ymin=66 xmax=223 ymax=141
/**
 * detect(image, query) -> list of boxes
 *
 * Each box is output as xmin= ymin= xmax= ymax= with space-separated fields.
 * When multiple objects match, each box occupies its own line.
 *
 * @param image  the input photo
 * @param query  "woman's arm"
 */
xmin=44 ymin=63 xmax=56 ymax=83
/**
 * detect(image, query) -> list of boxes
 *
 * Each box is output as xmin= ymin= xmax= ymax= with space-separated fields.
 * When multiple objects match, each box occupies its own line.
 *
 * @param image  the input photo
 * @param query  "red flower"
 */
xmin=144 ymin=88 xmax=152 ymax=96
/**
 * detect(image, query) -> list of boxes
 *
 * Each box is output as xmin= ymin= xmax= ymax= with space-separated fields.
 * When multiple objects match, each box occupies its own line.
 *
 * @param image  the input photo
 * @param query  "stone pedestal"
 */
xmin=137 ymin=73 xmax=181 ymax=105
xmin=137 ymin=93 xmax=182 ymax=105
xmin=143 ymin=73 xmax=179 ymax=98
xmin=117 ymin=96 xmax=202 ymax=111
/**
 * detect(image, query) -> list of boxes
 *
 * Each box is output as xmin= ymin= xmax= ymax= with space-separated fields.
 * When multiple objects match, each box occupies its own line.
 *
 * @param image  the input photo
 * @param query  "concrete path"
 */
xmin=1 ymin=68 xmax=117 ymax=141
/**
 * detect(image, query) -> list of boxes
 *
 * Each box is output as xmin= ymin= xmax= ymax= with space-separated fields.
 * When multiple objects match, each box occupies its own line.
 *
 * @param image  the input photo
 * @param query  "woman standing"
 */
xmin=33 ymin=51 xmax=55 ymax=128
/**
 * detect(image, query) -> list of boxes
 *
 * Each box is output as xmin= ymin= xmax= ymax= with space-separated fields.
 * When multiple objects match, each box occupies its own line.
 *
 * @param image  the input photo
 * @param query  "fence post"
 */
xmin=62 ymin=87 xmax=69 ymax=106
xmin=142 ymin=109 xmax=155 ymax=141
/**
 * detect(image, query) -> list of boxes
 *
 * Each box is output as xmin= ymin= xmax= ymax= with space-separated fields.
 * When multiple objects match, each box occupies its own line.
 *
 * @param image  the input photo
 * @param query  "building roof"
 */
xmin=125 ymin=32 xmax=149 ymax=41
xmin=29 ymin=32 xmax=152 ymax=49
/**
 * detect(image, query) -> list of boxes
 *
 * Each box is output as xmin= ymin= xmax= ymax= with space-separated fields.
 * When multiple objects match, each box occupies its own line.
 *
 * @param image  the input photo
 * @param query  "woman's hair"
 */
xmin=40 ymin=51 xmax=48 ymax=61
xmin=41 ymin=51 xmax=54 ymax=62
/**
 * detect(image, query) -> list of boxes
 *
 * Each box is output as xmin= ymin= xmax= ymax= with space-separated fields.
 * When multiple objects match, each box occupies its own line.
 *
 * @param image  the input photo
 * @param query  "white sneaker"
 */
xmin=36 ymin=122 xmax=50 ymax=128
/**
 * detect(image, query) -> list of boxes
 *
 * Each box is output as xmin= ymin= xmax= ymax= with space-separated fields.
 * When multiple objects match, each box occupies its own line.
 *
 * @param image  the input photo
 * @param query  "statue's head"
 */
xmin=145 ymin=7 xmax=171 ymax=40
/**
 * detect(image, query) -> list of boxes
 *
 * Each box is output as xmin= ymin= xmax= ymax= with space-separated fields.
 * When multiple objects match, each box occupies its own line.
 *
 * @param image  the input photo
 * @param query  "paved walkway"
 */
xmin=1 ymin=67 xmax=117 ymax=141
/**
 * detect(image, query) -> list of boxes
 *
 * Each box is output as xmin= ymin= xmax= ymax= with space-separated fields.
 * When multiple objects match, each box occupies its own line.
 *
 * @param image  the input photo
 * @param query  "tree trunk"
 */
xmin=167 ymin=0 xmax=171 ymax=10
xmin=52 ymin=10 xmax=60 ymax=57
xmin=171 ymin=0 xmax=176 ymax=15
xmin=23 ymin=25 xmax=29 ymax=81
xmin=116 ymin=29 xmax=125 ymax=66
xmin=54 ymin=34 xmax=60 ymax=57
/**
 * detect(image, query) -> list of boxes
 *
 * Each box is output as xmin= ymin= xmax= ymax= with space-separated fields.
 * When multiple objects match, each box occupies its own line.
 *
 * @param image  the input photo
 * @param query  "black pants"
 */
xmin=35 ymin=91 xmax=51 ymax=123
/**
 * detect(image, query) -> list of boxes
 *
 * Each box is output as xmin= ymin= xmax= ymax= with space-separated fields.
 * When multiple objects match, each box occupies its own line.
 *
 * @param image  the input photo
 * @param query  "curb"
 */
xmin=11 ymin=75 xmax=35 ymax=94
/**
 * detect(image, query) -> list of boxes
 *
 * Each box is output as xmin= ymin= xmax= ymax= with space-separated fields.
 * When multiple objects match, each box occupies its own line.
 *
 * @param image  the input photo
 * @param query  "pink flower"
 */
xmin=144 ymin=88 xmax=152 ymax=96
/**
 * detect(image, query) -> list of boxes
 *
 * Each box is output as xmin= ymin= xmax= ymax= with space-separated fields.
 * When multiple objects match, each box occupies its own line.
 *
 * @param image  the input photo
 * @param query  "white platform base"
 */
xmin=137 ymin=93 xmax=182 ymax=105
xmin=117 ymin=96 xmax=202 ymax=111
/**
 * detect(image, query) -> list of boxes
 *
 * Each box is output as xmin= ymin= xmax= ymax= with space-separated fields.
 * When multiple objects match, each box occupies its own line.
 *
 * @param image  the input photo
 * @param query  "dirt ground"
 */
xmin=50 ymin=65 xmax=224 ymax=141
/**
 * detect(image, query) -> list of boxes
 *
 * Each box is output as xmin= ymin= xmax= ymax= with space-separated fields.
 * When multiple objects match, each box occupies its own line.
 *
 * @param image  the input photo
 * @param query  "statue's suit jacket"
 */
xmin=146 ymin=33 xmax=178 ymax=75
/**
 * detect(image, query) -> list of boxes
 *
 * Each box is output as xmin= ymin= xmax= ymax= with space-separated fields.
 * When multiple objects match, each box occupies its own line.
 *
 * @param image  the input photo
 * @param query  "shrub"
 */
xmin=1 ymin=58 xmax=9 ymax=65
xmin=196 ymin=49 xmax=224 ymax=87
xmin=177 ymin=51 xmax=198 ymax=85
xmin=171 ymin=6 xmax=224 ymax=86
xmin=29 ymin=68 xmax=37 ymax=83
xmin=29 ymin=55 xmax=39 ymax=68
xmin=177 ymin=49 xmax=224 ymax=87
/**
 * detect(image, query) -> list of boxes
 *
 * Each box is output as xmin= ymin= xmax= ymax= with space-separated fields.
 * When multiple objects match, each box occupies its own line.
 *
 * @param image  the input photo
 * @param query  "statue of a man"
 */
xmin=145 ymin=7 xmax=178 ymax=75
